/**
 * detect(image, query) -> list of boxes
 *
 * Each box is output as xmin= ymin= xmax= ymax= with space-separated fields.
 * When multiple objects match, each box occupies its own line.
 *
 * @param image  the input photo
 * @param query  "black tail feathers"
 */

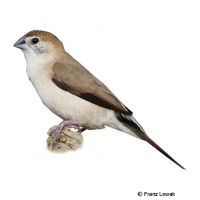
xmin=116 ymin=113 xmax=185 ymax=170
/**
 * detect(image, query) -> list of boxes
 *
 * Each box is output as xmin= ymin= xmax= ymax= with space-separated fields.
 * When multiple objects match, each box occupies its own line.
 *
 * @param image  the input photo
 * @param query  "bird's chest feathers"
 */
xmin=26 ymin=61 xmax=57 ymax=106
xmin=26 ymin=62 xmax=75 ymax=117
xmin=26 ymin=62 xmax=52 ymax=91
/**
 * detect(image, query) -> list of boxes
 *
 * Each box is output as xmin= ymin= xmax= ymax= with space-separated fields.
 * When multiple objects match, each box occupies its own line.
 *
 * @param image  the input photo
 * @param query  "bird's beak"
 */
xmin=13 ymin=36 xmax=26 ymax=49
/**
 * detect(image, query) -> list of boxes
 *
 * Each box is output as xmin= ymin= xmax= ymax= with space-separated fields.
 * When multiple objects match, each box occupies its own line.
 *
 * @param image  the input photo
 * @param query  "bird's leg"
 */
xmin=51 ymin=120 xmax=83 ymax=145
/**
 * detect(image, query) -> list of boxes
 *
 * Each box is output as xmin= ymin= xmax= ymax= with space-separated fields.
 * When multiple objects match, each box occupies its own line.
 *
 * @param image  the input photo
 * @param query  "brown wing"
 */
xmin=51 ymin=55 xmax=132 ymax=115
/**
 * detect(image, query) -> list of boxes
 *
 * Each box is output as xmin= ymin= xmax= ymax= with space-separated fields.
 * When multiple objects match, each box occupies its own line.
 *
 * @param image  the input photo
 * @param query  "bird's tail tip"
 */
xmin=144 ymin=135 xmax=186 ymax=170
xmin=116 ymin=114 xmax=185 ymax=169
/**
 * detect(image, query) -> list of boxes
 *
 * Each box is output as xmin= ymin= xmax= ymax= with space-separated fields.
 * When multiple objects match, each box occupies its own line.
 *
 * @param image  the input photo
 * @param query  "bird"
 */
xmin=14 ymin=30 xmax=185 ymax=169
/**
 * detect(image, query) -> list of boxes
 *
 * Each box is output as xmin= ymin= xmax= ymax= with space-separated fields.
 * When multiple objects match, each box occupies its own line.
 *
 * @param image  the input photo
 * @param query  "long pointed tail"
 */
xmin=116 ymin=113 xmax=185 ymax=169
xmin=141 ymin=134 xmax=185 ymax=169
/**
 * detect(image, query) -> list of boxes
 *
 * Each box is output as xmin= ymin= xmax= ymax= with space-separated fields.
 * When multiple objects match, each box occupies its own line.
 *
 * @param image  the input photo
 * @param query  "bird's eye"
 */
xmin=31 ymin=38 xmax=39 ymax=44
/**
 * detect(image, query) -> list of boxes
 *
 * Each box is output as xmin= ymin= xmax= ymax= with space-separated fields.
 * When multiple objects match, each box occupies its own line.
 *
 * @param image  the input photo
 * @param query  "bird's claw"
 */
xmin=50 ymin=120 xmax=82 ymax=146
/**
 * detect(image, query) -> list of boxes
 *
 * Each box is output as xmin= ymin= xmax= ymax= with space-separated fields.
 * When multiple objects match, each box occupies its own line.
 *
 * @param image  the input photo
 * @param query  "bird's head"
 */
xmin=14 ymin=30 xmax=65 ymax=63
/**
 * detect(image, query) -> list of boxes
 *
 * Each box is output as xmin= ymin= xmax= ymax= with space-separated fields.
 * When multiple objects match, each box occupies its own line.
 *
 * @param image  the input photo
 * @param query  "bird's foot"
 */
xmin=51 ymin=120 xmax=82 ymax=145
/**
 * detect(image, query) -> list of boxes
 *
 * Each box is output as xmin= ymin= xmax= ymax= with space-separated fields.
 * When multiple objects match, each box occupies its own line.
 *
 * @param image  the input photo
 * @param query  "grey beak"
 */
xmin=13 ymin=36 xmax=26 ymax=49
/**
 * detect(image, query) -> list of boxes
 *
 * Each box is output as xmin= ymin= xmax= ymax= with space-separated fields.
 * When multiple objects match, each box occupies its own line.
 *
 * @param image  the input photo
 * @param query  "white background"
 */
xmin=0 ymin=0 xmax=199 ymax=199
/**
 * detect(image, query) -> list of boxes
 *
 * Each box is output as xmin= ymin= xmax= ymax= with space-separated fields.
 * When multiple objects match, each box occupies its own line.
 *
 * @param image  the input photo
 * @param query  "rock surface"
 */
xmin=47 ymin=126 xmax=83 ymax=152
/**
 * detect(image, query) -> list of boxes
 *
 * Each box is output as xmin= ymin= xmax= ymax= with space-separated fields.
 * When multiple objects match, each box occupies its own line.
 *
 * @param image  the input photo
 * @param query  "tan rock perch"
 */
xmin=47 ymin=126 xmax=83 ymax=152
